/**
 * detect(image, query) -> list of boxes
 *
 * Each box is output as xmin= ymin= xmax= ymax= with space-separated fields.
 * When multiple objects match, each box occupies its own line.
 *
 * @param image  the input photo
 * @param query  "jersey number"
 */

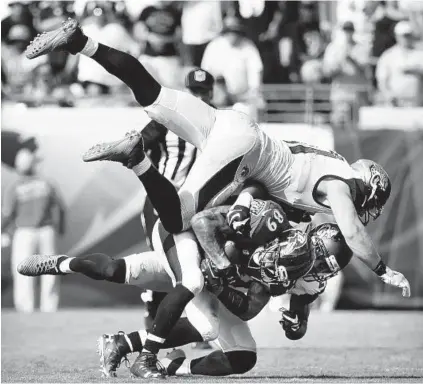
xmin=267 ymin=210 xmax=284 ymax=231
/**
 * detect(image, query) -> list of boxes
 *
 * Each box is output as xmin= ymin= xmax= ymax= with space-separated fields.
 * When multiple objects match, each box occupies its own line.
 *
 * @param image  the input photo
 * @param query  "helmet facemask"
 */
xmin=249 ymin=240 xmax=290 ymax=286
xmin=303 ymin=236 xmax=341 ymax=282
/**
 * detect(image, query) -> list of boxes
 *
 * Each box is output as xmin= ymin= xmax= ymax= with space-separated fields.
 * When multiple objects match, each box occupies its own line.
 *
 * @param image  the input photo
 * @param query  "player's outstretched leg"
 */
xmin=26 ymin=18 xmax=160 ymax=107
xmin=18 ymin=253 xmax=126 ymax=283
xmin=84 ymin=131 xmax=184 ymax=234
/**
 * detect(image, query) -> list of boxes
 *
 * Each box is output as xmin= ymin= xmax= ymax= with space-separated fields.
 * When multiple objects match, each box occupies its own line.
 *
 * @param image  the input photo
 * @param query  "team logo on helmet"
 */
xmin=194 ymin=70 xmax=206 ymax=82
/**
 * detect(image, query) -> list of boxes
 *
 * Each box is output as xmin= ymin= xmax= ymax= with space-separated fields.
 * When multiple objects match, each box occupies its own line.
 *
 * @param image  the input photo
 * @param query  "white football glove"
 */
xmin=380 ymin=267 xmax=411 ymax=298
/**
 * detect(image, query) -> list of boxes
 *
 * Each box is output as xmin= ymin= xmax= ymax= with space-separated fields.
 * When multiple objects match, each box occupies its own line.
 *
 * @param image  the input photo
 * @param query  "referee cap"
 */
xmin=185 ymin=68 xmax=214 ymax=91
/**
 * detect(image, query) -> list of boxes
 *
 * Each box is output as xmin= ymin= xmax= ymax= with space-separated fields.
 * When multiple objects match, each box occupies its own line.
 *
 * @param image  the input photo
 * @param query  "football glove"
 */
xmin=227 ymin=205 xmax=250 ymax=236
xmin=200 ymin=259 xmax=225 ymax=295
xmin=279 ymin=308 xmax=307 ymax=340
xmin=380 ymin=267 xmax=411 ymax=298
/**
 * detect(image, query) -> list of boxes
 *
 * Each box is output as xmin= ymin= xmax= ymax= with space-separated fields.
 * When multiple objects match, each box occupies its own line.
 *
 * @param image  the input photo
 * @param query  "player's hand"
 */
xmin=227 ymin=205 xmax=250 ymax=236
xmin=221 ymin=264 xmax=242 ymax=286
xmin=380 ymin=267 xmax=411 ymax=298
xmin=279 ymin=308 xmax=300 ymax=332
xmin=201 ymin=259 xmax=224 ymax=295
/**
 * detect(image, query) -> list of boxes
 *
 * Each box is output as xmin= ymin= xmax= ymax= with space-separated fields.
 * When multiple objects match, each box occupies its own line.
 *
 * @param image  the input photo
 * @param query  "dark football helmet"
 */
xmin=304 ymin=223 xmax=353 ymax=282
xmin=351 ymin=159 xmax=391 ymax=225
xmin=248 ymin=229 xmax=316 ymax=288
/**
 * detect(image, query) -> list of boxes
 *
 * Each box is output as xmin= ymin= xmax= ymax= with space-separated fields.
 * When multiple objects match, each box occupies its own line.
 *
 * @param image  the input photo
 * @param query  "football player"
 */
xmin=17 ymin=198 xmax=314 ymax=378
xmin=140 ymin=68 xmax=215 ymax=351
xmin=26 ymin=18 xmax=410 ymax=376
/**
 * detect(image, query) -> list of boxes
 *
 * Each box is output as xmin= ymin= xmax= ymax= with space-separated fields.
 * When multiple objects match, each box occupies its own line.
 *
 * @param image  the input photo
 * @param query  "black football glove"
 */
xmin=227 ymin=205 xmax=250 ymax=236
xmin=200 ymin=259 xmax=225 ymax=295
xmin=279 ymin=308 xmax=307 ymax=340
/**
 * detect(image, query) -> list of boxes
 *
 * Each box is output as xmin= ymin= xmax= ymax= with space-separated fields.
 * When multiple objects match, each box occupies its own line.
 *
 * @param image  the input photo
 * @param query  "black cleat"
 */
xmin=130 ymin=352 xmax=165 ymax=379
xmin=17 ymin=254 xmax=67 ymax=276
xmin=26 ymin=18 xmax=85 ymax=59
xmin=97 ymin=332 xmax=129 ymax=378
xmin=82 ymin=130 xmax=146 ymax=167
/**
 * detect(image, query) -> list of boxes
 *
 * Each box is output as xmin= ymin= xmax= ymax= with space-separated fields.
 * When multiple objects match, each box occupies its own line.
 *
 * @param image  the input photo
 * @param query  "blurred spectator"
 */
xmin=323 ymin=21 xmax=371 ymax=129
xmin=135 ymin=1 xmax=182 ymax=88
xmin=1 ymin=146 xmax=66 ymax=313
xmin=202 ymin=17 xmax=264 ymax=120
xmin=2 ymin=23 xmax=46 ymax=98
xmin=223 ymin=1 xmax=284 ymax=84
xmin=181 ymin=0 xmax=223 ymax=67
xmin=1 ymin=1 xmax=36 ymax=45
xmin=77 ymin=1 xmax=137 ymax=96
xmin=376 ymin=21 xmax=423 ymax=107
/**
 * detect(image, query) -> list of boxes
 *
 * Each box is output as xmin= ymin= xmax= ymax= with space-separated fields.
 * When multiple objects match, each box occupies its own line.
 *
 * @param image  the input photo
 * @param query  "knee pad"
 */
xmin=181 ymin=270 xmax=204 ymax=295
xmin=225 ymin=351 xmax=257 ymax=374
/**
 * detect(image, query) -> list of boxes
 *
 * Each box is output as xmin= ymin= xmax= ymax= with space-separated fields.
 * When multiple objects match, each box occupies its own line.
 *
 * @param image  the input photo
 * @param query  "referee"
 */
xmin=140 ymin=68 xmax=215 ymax=349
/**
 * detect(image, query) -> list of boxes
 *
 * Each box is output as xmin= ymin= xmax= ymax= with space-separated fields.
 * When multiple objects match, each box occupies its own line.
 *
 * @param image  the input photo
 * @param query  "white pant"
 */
xmin=11 ymin=226 xmax=59 ymax=313
xmin=124 ymin=223 xmax=256 ymax=353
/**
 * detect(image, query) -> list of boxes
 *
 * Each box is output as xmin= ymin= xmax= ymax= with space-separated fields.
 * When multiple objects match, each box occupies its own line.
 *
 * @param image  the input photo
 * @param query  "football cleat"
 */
xmin=26 ymin=18 xmax=84 ymax=59
xmin=17 ymin=254 xmax=67 ymax=276
xmin=130 ymin=352 xmax=165 ymax=379
xmin=160 ymin=349 xmax=186 ymax=376
xmin=97 ymin=332 xmax=129 ymax=378
xmin=82 ymin=130 xmax=145 ymax=167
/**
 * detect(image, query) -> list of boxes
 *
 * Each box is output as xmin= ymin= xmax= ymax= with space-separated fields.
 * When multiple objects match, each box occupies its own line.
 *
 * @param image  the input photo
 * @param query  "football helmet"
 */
xmin=304 ymin=223 xmax=353 ymax=283
xmin=248 ymin=229 xmax=316 ymax=287
xmin=351 ymin=159 xmax=391 ymax=225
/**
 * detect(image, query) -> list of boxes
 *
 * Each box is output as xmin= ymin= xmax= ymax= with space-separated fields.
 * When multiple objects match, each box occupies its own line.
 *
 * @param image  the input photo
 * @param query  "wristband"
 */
xmin=373 ymin=260 xmax=387 ymax=276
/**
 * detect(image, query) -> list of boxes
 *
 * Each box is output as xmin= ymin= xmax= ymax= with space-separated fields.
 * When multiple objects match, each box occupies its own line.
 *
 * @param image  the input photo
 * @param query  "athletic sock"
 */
xmin=127 ymin=331 xmax=143 ymax=353
xmin=58 ymin=257 xmax=75 ymax=273
xmin=80 ymin=37 xmax=98 ymax=57
xmin=143 ymin=285 xmax=195 ymax=354
xmin=135 ymin=166 xmax=183 ymax=234
xmin=69 ymin=254 xmax=126 ymax=283
xmin=91 ymin=43 xmax=161 ymax=106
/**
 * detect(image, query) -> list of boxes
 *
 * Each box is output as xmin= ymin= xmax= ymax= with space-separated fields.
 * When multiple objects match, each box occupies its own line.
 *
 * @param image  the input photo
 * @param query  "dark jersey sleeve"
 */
xmin=141 ymin=120 xmax=168 ymax=152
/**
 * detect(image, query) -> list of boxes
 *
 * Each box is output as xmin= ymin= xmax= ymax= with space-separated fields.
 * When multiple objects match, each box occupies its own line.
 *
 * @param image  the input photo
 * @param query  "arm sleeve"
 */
xmin=284 ymin=293 xmax=318 ymax=340
xmin=191 ymin=206 xmax=233 ymax=269
xmin=141 ymin=120 xmax=168 ymax=151
xmin=218 ymin=281 xmax=270 ymax=320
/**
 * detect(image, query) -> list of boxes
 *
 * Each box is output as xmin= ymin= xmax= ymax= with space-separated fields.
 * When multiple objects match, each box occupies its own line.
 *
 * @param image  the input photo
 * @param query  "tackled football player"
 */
xmin=26 ymin=19 xmax=410 ymax=376
xmin=18 ymin=197 xmax=315 ymax=377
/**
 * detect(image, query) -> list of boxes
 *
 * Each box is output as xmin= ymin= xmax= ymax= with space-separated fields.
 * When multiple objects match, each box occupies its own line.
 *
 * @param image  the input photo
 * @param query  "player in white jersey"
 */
xmin=18 ymin=203 xmax=344 ymax=378
xmin=26 ymin=19 xmax=410 ymax=376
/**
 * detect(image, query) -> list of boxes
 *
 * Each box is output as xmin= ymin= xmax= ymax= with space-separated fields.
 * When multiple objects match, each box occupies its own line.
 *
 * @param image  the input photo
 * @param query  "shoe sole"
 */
xmin=26 ymin=18 xmax=79 ymax=59
xmin=97 ymin=336 xmax=116 ymax=378
xmin=82 ymin=134 xmax=140 ymax=163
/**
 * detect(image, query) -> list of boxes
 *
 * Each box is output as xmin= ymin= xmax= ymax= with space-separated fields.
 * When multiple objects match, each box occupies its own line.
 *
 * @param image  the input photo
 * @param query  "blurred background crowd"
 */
xmin=2 ymin=1 xmax=423 ymax=313
xmin=2 ymin=0 xmax=423 ymax=128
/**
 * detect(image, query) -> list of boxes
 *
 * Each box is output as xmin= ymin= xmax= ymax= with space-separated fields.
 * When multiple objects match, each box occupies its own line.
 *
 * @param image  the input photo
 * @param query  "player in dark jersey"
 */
xmin=141 ymin=68 xmax=215 ymax=351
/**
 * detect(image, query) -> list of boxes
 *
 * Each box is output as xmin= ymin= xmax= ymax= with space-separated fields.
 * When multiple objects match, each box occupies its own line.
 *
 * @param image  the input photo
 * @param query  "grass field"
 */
xmin=2 ymin=308 xmax=423 ymax=383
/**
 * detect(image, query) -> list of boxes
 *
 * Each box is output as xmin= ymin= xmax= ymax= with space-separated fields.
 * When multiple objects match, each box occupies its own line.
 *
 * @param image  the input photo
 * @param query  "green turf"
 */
xmin=2 ymin=309 xmax=423 ymax=383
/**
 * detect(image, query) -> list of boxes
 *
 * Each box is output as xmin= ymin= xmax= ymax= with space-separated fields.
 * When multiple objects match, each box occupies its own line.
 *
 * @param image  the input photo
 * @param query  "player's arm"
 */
xmin=324 ymin=180 xmax=410 ymax=297
xmin=141 ymin=120 xmax=167 ymax=151
xmin=207 ymin=280 xmax=271 ymax=321
xmin=227 ymin=181 xmax=268 ymax=235
xmin=191 ymin=206 xmax=233 ymax=270
xmin=280 ymin=293 xmax=318 ymax=340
